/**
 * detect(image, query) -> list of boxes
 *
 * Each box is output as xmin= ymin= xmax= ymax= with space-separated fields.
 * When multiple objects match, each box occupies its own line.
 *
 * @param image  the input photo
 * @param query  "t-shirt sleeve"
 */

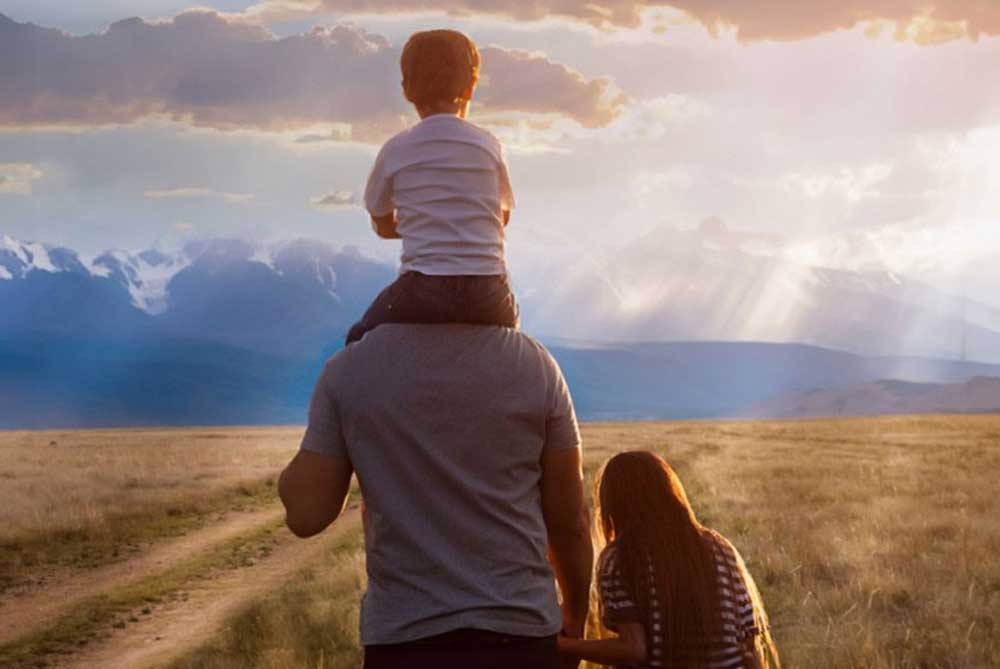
xmin=598 ymin=546 xmax=641 ymax=629
xmin=719 ymin=538 xmax=760 ymax=641
xmin=299 ymin=361 xmax=349 ymax=460
xmin=543 ymin=350 xmax=581 ymax=452
xmin=498 ymin=145 xmax=515 ymax=211
xmin=363 ymin=142 xmax=395 ymax=218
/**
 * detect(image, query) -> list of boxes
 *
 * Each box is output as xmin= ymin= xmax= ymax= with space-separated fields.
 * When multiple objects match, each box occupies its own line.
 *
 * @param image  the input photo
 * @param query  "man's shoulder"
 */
xmin=510 ymin=329 xmax=558 ymax=363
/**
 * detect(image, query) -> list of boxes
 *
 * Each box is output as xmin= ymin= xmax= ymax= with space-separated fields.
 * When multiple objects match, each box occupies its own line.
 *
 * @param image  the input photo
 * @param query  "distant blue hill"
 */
xmin=4 ymin=334 xmax=1000 ymax=429
xmin=0 ymin=334 xmax=322 ymax=428
xmin=549 ymin=341 xmax=1000 ymax=420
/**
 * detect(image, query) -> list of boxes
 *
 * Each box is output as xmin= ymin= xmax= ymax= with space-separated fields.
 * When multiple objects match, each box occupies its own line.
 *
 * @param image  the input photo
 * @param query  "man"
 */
xmin=278 ymin=323 xmax=593 ymax=669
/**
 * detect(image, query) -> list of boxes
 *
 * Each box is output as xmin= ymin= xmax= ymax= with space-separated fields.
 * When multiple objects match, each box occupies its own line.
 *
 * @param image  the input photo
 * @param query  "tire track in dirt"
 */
xmin=0 ymin=506 xmax=285 ymax=645
xmin=52 ymin=509 xmax=361 ymax=669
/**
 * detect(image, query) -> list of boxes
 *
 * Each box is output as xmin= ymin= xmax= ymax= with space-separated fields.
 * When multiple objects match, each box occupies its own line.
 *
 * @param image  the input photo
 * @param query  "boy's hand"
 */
xmin=371 ymin=212 xmax=401 ymax=239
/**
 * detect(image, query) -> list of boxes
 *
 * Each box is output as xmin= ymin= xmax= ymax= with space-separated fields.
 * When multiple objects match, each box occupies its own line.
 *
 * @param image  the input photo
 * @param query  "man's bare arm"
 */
xmin=541 ymin=447 xmax=593 ymax=638
xmin=278 ymin=449 xmax=353 ymax=538
xmin=371 ymin=212 xmax=401 ymax=239
xmin=502 ymin=209 xmax=511 ymax=227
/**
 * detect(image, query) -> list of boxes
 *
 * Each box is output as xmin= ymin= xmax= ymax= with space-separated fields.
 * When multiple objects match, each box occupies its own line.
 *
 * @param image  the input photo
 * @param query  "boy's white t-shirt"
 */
xmin=363 ymin=113 xmax=514 ymax=276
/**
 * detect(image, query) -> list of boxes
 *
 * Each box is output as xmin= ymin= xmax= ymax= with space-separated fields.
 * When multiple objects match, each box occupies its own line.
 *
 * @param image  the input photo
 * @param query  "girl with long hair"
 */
xmin=557 ymin=451 xmax=780 ymax=668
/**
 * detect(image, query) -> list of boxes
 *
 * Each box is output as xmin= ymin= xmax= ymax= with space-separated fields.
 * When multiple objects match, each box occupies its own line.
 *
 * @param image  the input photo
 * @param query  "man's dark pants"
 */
xmin=363 ymin=629 xmax=559 ymax=669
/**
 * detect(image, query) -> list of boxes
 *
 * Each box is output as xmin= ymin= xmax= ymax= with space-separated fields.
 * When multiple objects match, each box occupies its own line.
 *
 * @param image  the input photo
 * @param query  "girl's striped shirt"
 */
xmin=597 ymin=530 xmax=760 ymax=668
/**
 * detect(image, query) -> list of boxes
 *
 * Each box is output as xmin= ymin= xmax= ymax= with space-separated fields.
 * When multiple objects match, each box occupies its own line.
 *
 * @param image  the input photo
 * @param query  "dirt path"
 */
xmin=0 ymin=506 xmax=285 ymax=645
xmin=55 ymin=509 xmax=360 ymax=669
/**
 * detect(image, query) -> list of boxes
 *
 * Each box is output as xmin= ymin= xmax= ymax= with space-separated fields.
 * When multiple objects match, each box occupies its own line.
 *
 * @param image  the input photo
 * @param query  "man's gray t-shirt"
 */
xmin=300 ymin=324 xmax=582 ymax=645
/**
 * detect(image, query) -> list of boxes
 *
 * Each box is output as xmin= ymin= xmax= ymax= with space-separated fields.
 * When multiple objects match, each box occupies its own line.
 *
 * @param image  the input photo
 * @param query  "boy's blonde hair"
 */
xmin=400 ymin=30 xmax=480 ymax=110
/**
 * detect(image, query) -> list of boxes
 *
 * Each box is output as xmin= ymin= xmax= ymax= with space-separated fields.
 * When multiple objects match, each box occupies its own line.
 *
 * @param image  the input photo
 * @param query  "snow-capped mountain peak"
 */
xmin=0 ymin=234 xmax=89 ymax=280
xmin=1 ymin=234 xmax=193 ymax=312
xmin=0 ymin=234 xmax=370 ymax=313
xmin=91 ymin=247 xmax=192 ymax=314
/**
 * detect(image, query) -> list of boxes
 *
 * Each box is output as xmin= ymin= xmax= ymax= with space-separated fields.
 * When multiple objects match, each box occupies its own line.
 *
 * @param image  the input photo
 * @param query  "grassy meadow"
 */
xmin=1 ymin=416 xmax=998 ymax=667
xmin=0 ymin=427 xmax=296 ymax=593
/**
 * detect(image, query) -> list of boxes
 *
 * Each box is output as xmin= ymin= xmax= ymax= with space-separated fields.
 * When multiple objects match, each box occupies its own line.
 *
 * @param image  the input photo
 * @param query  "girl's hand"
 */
xmin=556 ymin=623 xmax=647 ymax=666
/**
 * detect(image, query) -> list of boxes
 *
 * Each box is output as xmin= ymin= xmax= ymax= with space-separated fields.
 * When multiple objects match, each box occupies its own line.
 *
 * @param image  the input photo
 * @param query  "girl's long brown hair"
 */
xmin=595 ymin=451 xmax=779 ymax=668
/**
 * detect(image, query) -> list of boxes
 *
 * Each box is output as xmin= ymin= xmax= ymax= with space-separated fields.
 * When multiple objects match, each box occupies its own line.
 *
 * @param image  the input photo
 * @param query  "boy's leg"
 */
xmin=345 ymin=274 xmax=412 ymax=344
xmin=346 ymin=273 xmax=463 ymax=344
xmin=461 ymin=274 xmax=519 ymax=328
xmin=401 ymin=274 xmax=518 ymax=328
xmin=346 ymin=273 xmax=519 ymax=344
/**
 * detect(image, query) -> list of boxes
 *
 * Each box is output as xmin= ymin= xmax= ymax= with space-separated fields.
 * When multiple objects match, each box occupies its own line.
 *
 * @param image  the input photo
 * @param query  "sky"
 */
xmin=2 ymin=0 xmax=999 ymax=305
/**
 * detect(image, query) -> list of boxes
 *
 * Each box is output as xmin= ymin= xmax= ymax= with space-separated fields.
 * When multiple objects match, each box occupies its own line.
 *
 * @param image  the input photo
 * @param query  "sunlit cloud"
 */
xmin=0 ymin=163 xmax=43 ymax=194
xmin=0 ymin=10 xmax=623 ymax=139
xmin=778 ymin=164 xmax=893 ymax=203
xmin=633 ymin=168 xmax=694 ymax=195
xmin=311 ymin=190 xmax=360 ymax=210
xmin=144 ymin=187 xmax=256 ymax=204
xmin=294 ymin=125 xmax=354 ymax=144
xmin=247 ymin=0 xmax=1000 ymax=42
xmin=784 ymin=219 xmax=1000 ymax=279
xmin=589 ymin=94 xmax=709 ymax=143
xmin=478 ymin=94 xmax=707 ymax=152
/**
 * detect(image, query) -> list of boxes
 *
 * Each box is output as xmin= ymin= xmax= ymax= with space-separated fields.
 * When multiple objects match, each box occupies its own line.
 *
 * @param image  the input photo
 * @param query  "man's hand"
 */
xmin=278 ymin=449 xmax=353 ymax=537
xmin=559 ymin=610 xmax=586 ymax=669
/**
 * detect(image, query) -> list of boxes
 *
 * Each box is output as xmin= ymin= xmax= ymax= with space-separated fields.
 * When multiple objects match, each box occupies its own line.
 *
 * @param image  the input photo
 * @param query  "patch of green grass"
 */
xmin=168 ymin=527 xmax=365 ymax=669
xmin=0 ymin=517 xmax=286 ymax=668
xmin=0 ymin=478 xmax=278 ymax=595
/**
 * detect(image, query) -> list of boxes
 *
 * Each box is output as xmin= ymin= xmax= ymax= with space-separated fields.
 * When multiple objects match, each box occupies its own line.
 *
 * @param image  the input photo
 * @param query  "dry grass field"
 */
xmin=0 ymin=428 xmax=298 ymax=593
xmin=1 ymin=416 xmax=998 ymax=668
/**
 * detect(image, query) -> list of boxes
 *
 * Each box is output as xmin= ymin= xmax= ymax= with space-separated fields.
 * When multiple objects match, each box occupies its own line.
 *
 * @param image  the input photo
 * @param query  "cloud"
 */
xmin=0 ymin=10 xmax=624 ymax=138
xmin=664 ymin=0 xmax=1000 ymax=43
xmin=476 ymin=48 xmax=625 ymax=128
xmin=778 ymin=164 xmax=893 ymax=203
xmin=477 ymin=94 xmax=705 ymax=154
xmin=0 ymin=163 xmax=43 ymax=194
xmin=311 ymin=190 xmax=359 ymax=209
xmin=144 ymin=187 xmax=256 ymax=203
xmin=249 ymin=0 xmax=1000 ymax=43
xmin=294 ymin=125 xmax=353 ymax=143
xmin=783 ymin=219 xmax=1000 ymax=282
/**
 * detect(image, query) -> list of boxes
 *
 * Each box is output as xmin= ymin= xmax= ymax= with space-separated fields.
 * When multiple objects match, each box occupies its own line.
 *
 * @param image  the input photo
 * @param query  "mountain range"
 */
xmin=2 ymin=232 xmax=999 ymax=428
xmin=744 ymin=376 xmax=1000 ymax=419
xmin=1 ymin=234 xmax=395 ymax=353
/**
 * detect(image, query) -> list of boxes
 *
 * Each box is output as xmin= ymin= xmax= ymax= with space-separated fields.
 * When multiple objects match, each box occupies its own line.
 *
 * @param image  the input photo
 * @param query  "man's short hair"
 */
xmin=400 ymin=29 xmax=480 ymax=109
